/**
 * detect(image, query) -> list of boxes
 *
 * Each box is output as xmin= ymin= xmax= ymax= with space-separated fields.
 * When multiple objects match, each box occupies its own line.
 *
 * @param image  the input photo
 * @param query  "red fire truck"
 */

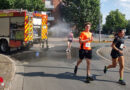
xmin=0 ymin=9 xmax=33 ymax=53
xmin=33 ymin=12 xmax=48 ymax=47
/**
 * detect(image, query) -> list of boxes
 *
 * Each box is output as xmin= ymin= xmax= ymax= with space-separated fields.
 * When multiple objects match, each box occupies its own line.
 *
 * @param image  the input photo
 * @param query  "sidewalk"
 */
xmin=0 ymin=54 xmax=15 ymax=90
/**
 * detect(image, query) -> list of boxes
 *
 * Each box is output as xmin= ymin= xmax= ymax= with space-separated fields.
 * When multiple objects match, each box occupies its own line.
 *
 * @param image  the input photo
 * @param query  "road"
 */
xmin=9 ymin=38 xmax=130 ymax=90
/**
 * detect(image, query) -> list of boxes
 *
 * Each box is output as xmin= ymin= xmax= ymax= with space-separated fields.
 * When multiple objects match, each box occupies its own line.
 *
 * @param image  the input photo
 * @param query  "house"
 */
xmin=43 ymin=0 xmax=62 ymax=26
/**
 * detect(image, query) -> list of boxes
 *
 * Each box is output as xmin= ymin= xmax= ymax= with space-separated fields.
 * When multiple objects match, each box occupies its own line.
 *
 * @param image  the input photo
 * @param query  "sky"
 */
xmin=101 ymin=0 xmax=130 ymax=24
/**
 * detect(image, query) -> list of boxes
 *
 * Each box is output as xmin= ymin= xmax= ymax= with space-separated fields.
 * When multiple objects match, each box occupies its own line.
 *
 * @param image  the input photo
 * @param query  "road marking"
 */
xmin=96 ymin=48 xmax=130 ymax=71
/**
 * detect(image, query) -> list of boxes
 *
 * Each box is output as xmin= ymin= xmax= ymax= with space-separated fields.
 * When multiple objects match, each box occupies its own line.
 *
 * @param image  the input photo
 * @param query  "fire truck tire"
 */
xmin=0 ymin=40 xmax=10 ymax=53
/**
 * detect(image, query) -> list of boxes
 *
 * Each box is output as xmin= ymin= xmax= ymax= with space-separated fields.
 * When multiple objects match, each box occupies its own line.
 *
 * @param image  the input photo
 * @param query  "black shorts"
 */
xmin=111 ymin=50 xmax=123 ymax=59
xmin=79 ymin=49 xmax=92 ymax=59
xmin=68 ymin=40 xmax=72 ymax=42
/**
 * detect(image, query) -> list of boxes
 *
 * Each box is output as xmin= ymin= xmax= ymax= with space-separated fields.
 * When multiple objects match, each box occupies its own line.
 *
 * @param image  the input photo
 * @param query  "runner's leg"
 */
xmin=76 ymin=59 xmax=82 ymax=67
xmin=104 ymin=58 xmax=118 ymax=73
xmin=107 ymin=58 xmax=118 ymax=69
xmin=69 ymin=42 xmax=72 ymax=50
xmin=74 ymin=59 xmax=82 ymax=75
xmin=66 ymin=41 xmax=70 ymax=51
xmin=118 ymin=56 xmax=126 ymax=85
xmin=85 ymin=58 xmax=94 ymax=82
xmin=118 ymin=56 xmax=124 ymax=80
xmin=86 ymin=59 xmax=91 ymax=76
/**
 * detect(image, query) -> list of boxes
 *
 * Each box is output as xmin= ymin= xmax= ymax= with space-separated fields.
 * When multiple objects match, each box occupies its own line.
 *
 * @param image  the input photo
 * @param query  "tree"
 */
xmin=0 ymin=0 xmax=46 ymax=11
xmin=22 ymin=0 xmax=46 ymax=11
xmin=126 ymin=20 xmax=130 ymax=35
xmin=103 ymin=9 xmax=128 ymax=34
xmin=61 ymin=0 xmax=100 ymax=33
xmin=0 ymin=0 xmax=13 ymax=9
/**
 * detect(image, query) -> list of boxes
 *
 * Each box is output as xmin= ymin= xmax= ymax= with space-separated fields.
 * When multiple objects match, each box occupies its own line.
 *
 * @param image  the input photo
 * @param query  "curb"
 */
xmin=0 ymin=54 xmax=16 ymax=90
xmin=96 ymin=48 xmax=130 ymax=71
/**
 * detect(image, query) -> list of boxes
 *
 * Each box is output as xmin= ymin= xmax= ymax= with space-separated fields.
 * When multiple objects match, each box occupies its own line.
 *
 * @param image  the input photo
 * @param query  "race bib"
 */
xmin=120 ymin=44 xmax=124 ymax=49
xmin=85 ymin=43 xmax=91 ymax=48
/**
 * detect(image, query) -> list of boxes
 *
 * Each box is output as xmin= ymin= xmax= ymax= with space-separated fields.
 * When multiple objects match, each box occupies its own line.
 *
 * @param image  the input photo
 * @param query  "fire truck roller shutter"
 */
xmin=0 ymin=18 xmax=10 ymax=37
xmin=0 ymin=18 xmax=10 ymax=53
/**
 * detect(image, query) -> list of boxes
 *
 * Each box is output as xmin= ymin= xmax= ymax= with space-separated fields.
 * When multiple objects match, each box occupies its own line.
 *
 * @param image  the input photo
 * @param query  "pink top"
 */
xmin=68 ymin=32 xmax=73 ymax=41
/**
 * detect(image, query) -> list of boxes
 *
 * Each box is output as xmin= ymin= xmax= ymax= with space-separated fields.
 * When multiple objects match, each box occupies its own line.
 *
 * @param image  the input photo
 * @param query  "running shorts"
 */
xmin=111 ymin=49 xmax=123 ymax=59
xmin=68 ymin=40 xmax=73 ymax=42
xmin=79 ymin=49 xmax=92 ymax=59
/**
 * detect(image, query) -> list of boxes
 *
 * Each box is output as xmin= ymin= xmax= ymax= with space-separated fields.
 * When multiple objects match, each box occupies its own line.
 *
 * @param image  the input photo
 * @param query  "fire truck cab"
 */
xmin=0 ymin=9 xmax=33 ymax=53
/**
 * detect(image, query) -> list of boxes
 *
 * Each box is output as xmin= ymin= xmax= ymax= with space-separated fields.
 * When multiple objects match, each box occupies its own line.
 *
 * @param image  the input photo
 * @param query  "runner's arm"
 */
xmin=111 ymin=37 xmax=119 ymax=51
xmin=111 ymin=43 xmax=123 ymax=54
xmin=111 ymin=43 xmax=119 ymax=51
xmin=79 ymin=38 xmax=91 ymax=43
xmin=90 ymin=36 xmax=93 ymax=41
xmin=79 ymin=32 xmax=91 ymax=43
xmin=123 ymin=45 xmax=126 ymax=48
xmin=79 ymin=35 xmax=93 ymax=43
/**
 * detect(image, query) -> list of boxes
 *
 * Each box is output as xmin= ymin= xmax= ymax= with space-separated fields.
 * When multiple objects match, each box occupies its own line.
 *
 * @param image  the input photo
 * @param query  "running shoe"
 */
xmin=66 ymin=49 xmax=69 ymax=52
xmin=85 ymin=79 xmax=90 ymax=83
xmin=104 ymin=66 xmax=107 ymax=74
xmin=74 ymin=66 xmax=78 ymax=75
xmin=66 ymin=49 xmax=70 ymax=52
xmin=86 ymin=76 xmax=94 ymax=81
xmin=118 ymin=80 xmax=126 ymax=85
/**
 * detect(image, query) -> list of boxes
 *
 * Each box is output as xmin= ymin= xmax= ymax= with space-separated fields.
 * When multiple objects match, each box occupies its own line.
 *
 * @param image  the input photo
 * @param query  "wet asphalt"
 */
xmin=7 ymin=39 xmax=130 ymax=90
xmin=9 ymin=42 xmax=111 ymax=64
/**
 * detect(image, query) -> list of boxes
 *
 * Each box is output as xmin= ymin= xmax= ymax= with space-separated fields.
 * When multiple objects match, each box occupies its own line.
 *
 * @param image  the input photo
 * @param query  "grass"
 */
xmin=92 ymin=40 xmax=112 ymax=43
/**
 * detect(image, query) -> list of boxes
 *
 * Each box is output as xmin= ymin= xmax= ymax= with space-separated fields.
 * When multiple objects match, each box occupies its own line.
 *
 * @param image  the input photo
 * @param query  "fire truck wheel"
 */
xmin=0 ymin=40 xmax=10 ymax=53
